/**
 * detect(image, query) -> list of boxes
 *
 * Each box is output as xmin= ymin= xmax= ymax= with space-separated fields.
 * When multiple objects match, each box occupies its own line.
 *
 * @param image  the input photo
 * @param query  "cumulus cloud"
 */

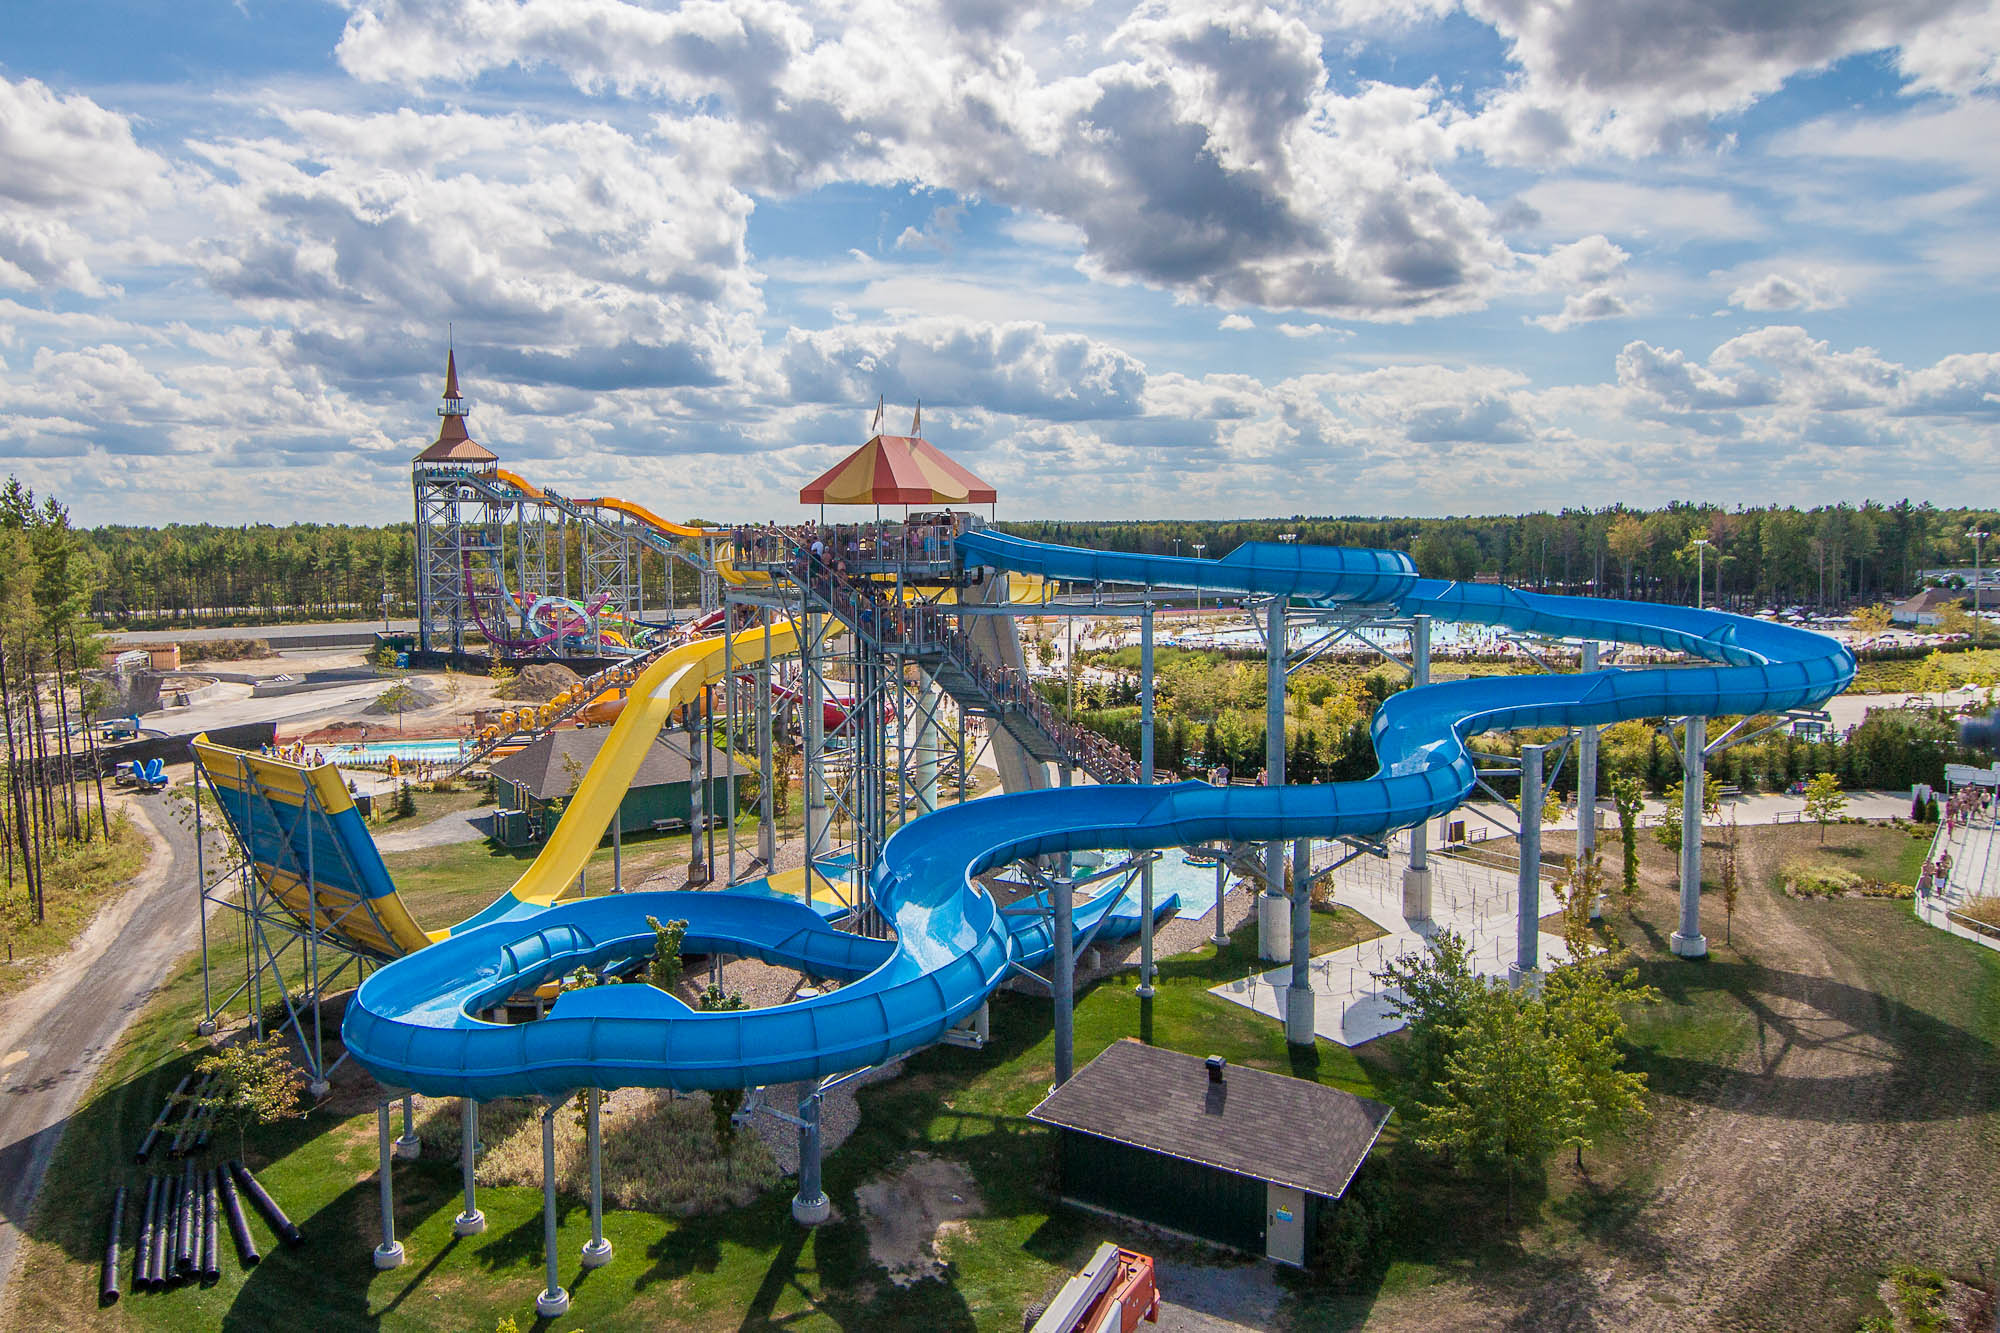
xmin=1219 ymin=313 xmax=1256 ymax=331
xmin=778 ymin=317 xmax=1149 ymax=420
xmin=333 ymin=0 xmax=1516 ymax=319
xmin=188 ymin=107 xmax=763 ymax=394
xmin=1532 ymin=287 xmax=1632 ymax=331
xmin=0 ymin=76 xmax=171 ymax=295
xmin=1728 ymin=270 xmax=1845 ymax=311
xmin=1454 ymin=0 xmax=1994 ymax=163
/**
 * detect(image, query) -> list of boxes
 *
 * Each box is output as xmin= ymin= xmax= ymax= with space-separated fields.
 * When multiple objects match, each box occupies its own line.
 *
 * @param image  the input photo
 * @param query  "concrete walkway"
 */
xmin=1915 ymin=816 xmax=2000 ymax=954
xmin=1209 ymin=834 xmax=1571 ymax=1047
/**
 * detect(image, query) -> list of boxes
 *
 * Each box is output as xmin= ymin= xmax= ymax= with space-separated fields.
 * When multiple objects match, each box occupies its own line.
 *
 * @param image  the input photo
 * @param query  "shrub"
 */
xmin=1960 ymin=896 xmax=2000 ymax=928
xmin=1311 ymin=1168 xmax=1400 ymax=1288
xmin=1781 ymin=862 xmax=1862 ymax=898
xmin=1890 ymin=1263 xmax=1949 ymax=1333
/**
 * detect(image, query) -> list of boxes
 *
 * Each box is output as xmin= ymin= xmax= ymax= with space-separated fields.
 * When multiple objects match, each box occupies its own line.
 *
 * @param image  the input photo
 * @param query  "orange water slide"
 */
xmin=495 ymin=469 xmax=711 ymax=540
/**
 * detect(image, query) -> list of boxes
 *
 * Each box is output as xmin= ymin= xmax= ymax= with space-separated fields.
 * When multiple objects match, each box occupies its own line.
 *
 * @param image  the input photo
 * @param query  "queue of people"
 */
xmin=731 ymin=514 xmax=968 ymax=575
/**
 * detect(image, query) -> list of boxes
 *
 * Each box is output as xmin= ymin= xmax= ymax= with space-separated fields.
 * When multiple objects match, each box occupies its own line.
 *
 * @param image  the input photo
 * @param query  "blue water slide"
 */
xmin=340 ymin=534 xmax=1853 ymax=1100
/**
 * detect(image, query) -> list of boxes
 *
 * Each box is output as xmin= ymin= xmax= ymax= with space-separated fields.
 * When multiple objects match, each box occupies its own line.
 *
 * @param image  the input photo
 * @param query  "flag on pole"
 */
xmin=911 ymin=398 xmax=921 ymax=435
xmin=871 ymin=394 xmax=884 ymax=434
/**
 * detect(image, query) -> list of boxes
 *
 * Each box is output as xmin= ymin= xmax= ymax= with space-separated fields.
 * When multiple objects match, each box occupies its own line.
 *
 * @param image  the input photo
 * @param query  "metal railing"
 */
xmin=787 ymin=553 xmax=1138 ymax=785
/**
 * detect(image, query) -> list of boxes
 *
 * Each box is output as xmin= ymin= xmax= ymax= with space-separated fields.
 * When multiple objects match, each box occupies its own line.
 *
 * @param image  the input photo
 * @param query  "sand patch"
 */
xmin=855 ymin=1153 xmax=983 ymax=1287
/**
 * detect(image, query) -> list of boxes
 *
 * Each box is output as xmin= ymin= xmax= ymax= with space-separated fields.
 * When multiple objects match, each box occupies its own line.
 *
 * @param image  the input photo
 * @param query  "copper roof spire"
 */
xmin=414 ymin=350 xmax=497 ymax=464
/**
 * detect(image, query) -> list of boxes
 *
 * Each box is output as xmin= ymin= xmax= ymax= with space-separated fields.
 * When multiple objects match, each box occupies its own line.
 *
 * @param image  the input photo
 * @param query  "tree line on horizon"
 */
xmin=1001 ymin=498 xmax=1997 ymax=610
xmin=57 ymin=497 xmax=2000 ymax=627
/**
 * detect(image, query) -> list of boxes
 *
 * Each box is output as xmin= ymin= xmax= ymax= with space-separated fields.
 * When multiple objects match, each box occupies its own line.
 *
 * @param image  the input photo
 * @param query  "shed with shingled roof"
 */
xmin=1026 ymin=1039 xmax=1392 ymax=1266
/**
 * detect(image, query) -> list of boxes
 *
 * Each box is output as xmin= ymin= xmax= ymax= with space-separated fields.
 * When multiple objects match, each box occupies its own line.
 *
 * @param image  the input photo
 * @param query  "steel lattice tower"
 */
xmin=412 ymin=352 xmax=508 ymax=656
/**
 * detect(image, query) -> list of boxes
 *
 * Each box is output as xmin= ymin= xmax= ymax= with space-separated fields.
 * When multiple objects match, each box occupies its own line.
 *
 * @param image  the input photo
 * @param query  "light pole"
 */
xmin=1192 ymin=543 xmax=1206 ymax=611
xmin=1172 ymin=538 xmax=1182 ymax=558
xmin=1692 ymin=537 xmax=1711 ymax=610
xmin=1970 ymin=528 xmax=1990 ymax=617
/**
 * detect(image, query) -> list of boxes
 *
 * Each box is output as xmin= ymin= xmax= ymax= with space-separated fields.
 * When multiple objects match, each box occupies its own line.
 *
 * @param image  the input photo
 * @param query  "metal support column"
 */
xmin=1211 ymin=859 xmax=1229 ymax=949
xmin=395 ymin=1092 xmax=419 ymax=1160
xmin=791 ymin=1089 xmax=830 ymax=1225
xmin=373 ymin=1101 xmax=404 ymax=1269
xmin=1052 ymin=872 xmax=1075 ymax=1088
xmin=1672 ymin=715 xmax=1709 ymax=957
xmin=1402 ymin=614 xmax=1434 ymax=920
xmin=1286 ymin=835 xmax=1314 ymax=1045
xmin=1577 ymin=640 xmax=1602 ymax=918
xmin=1262 ymin=596 xmax=1286 ymax=958
xmin=535 ymin=1102 xmax=570 ymax=1318
xmin=1137 ymin=600 xmax=1156 ymax=998
xmin=758 ymin=615 xmax=776 ymax=864
xmin=581 ymin=1089 xmax=612 ymax=1268
xmin=453 ymin=1099 xmax=484 ymax=1236
xmin=1511 ymin=743 xmax=1545 ymax=980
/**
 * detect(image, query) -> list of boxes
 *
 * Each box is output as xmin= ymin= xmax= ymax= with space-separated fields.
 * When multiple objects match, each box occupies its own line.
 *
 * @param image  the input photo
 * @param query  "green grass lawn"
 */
xmin=7 ymin=872 xmax=1393 ymax=1333
xmin=0 ymin=808 xmax=148 ymax=999
xmin=367 ymin=784 xmax=488 ymax=831
xmin=384 ymin=813 xmax=772 ymax=928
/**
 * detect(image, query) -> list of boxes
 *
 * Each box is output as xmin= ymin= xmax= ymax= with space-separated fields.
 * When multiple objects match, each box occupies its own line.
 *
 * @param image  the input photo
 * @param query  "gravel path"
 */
xmin=373 ymin=806 xmax=494 ymax=853
xmin=0 ymin=797 xmax=201 ymax=1297
xmin=1344 ymin=827 xmax=2000 ymax=1331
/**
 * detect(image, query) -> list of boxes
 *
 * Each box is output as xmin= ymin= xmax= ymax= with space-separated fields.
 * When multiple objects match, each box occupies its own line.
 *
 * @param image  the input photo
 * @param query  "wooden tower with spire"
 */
xmin=412 ymin=350 xmax=506 ymax=656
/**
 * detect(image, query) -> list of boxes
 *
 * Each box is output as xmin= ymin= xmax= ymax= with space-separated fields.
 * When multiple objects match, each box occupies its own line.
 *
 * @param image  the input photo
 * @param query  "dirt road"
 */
xmin=0 ymin=796 xmax=200 ymax=1294
xmin=1359 ymin=828 xmax=2000 ymax=1330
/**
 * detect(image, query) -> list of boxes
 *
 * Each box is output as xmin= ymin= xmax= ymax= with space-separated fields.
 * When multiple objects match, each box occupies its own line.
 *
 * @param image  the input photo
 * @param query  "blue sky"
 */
xmin=3 ymin=0 xmax=1998 ymax=526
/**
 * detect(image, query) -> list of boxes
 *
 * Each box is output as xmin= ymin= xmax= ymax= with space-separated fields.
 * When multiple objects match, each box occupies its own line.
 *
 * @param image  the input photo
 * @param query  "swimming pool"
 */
xmin=321 ymin=738 xmax=474 ymax=766
xmin=1073 ymin=848 xmax=1231 ymax=919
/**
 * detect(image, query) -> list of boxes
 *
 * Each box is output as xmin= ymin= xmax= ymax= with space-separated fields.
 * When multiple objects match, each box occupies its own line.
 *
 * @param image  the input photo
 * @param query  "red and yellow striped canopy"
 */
xmin=799 ymin=434 xmax=997 ymax=507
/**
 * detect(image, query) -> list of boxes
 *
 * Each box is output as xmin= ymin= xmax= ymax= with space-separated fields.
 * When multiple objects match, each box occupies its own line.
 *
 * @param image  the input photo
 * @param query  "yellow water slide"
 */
xmin=193 ymin=619 xmax=805 ymax=960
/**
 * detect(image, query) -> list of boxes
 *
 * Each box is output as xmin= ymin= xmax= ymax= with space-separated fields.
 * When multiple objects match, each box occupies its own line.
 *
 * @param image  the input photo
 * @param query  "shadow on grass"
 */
xmin=1630 ymin=954 xmax=1998 ymax=1121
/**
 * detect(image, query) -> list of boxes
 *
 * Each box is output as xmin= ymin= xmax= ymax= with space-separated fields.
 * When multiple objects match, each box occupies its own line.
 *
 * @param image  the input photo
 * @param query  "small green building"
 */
xmin=488 ymin=727 xmax=750 ymax=847
xmin=1027 ymin=1039 xmax=1392 ymax=1267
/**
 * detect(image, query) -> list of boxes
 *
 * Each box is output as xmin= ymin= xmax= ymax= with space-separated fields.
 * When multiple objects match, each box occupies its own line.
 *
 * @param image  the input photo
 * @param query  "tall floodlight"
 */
xmin=1692 ymin=537 xmax=1711 ymax=610
xmin=1971 ymin=528 xmax=1990 ymax=615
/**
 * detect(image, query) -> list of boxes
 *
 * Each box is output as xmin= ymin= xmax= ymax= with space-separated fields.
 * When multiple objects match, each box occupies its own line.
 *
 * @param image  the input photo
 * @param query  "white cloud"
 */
xmin=1531 ymin=287 xmax=1632 ymax=331
xmin=1728 ymin=271 xmax=1845 ymax=312
xmin=0 ymin=76 xmax=171 ymax=296
xmin=1219 ymin=313 xmax=1255 ymax=331
xmin=1455 ymin=0 xmax=1995 ymax=164
xmin=778 ymin=316 xmax=1150 ymax=420
xmin=332 ymin=0 xmax=1517 ymax=319
xmin=1515 ymin=179 xmax=1764 ymax=241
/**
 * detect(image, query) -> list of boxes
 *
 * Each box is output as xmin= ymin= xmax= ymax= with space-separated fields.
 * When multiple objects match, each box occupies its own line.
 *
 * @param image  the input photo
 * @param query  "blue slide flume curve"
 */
xmin=340 ymin=535 xmax=1853 ymax=1100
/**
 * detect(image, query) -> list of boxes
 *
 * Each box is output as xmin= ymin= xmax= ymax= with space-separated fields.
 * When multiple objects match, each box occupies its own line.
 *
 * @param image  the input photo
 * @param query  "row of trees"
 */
xmin=67 ymin=498 xmax=1998 ymax=629
xmin=76 ymin=521 xmax=696 ymax=627
xmin=1006 ymin=499 xmax=1997 ymax=609
xmin=1 ymin=479 xmax=115 ymax=921
xmin=1070 ymin=643 xmax=1982 ymax=799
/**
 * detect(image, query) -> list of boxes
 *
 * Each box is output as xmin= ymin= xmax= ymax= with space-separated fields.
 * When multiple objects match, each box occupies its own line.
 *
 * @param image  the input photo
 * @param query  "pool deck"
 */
xmin=1209 ymin=833 xmax=1571 ymax=1046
